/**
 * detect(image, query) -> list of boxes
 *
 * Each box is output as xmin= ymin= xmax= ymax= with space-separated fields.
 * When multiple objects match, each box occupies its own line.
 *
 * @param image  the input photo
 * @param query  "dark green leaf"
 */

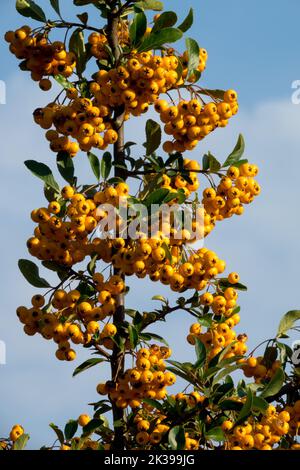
xmin=77 ymin=12 xmax=88 ymax=24
xmin=223 ymin=134 xmax=245 ymax=167
xmin=236 ymin=388 xmax=253 ymax=425
xmin=277 ymin=310 xmax=300 ymax=337
xmin=50 ymin=0 xmax=60 ymax=16
xmin=260 ymin=368 xmax=285 ymax=398
xmin=135 ymin=0 xmax=163 ymax=11
xmin=101 ymin=152 xmax=112 ymax=180
xmin=200 ymin=89 xmax=225 ymax=100
xmin=168 ymin=426 xmax=186 ymax=450
xmin=82 ymin=418 xmax=103 ymax=436
xmin=16 ymin=0 xmax=46 ymax=22
xmin=64 ymin=420 xmax=78 ymax=440
xmin=128 ymin=324 xmax=139 ymax=349
xmin=87 ymin=152 xmax=100 ymax=180
xmin=145 ymin=119 xmax=161 ymax=155
xmin=194 ymin=338 xmax=206 ymax=368
xmin=185 ymin=37 xmax=200 ymax=81
xmin=138 ymin=27 xmax=183 ymax=53
xmin=49 ymin=423 xmax=64 ymax=444
xmin=142 ymin=398 xmax=164 ymax=411
xmin=18 ymin=259 xmax=51 ymax=288
xmin=25 ymin=160 xmax=60 ymax=192
xmin=144 ymin=188 xmax=169 ymax=206
xmin=140 ymin=332 xmax=169 ymax=346
xmin=73 ymin=358 xmax=105 ymax=377
xmin=205 ymin=427 xmax=225 ymax=442
xmin=152 ymin=11 xmax=177 ymax=34
xmin=252 ymin=396 xmax=269 ymax=414
xmin=178 ymin=8 xmax=194 ymax=32
xmin=129 ymin=12 xmax=147 ymax=46
xmin=57 ymin=152 xmax=75 ymax=184
xmin=69 ymin=28 xmax=86 ymax=76
xmin=219 ymin=279 xmax=248 ymax=291
xmin=212 ymin=364 xmax=242 ymax=386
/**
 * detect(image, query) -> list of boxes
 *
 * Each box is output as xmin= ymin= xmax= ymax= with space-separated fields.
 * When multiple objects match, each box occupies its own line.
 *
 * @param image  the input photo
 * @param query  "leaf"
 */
xmin=144 ymin=188 xmax=169 ymax=206
xmin=135 ymin=0 xmax=163 ymax=11
xmin=69 ymin=28 xmax=86 ymax=76
xmin=252 ymin=396 xmax=269 ymax=414
xmin=16 ymin=0 xmax=46 ymax=22
xmin=129 ymin=12 xmax=147 ymax=46
xmin=260 ymin=368 xmax=285 ymax=399
xmin=185 ymin=37 xmax=200 ymax=81
xmin=152 ymin=11 xmax=178 ymax=33
xmin=277 ymin=310 xmax=300 ymax=337
xmin=25 ymin=160 xmax=60 ymax=192
xmin=236 ymin=389 xmax=253 ymax=425
xmin=212 ymin=364 xmax=242 ymax=386
xmin=152 ymin=295 xmax=167 ymax=303
xmin=101 ymin=152 xmax=112 ymax=180
xmin=200 ymin=89 xmax=226 ymax=100
xmin=128 ymin=324 xmax=139 ymax=349
xmin=87 ymin=152 xmax=100 ymax=180
xmin=54 ymin=74 xmax=73 ymax=90
xmin=138 ymin=27 xmax=183 ymax=53
xmin=223 ymin=134 xmax=245 ymax=167
xmin=203 ymin=152 xmax=221 ymax=172
xmin=142 ymin=398 xmax=164 ymax=411
xmin=194 ymin=338 xmax=206 ymax=368
xmin=77 ymin=12 xmax=88 ymax=24
xmin=205 ymin=427 xmax=225 ymax=442
xmin=218 ymin=279 xmax=248 ymax=292
xmin=145 ymin=119 xmax=161 ymax=155
xmin=18 ymin=259 xmax=51 ymax=288
xmin=178 ymin=8 xmax=194 ymax=32
xmin=49 ymin=423 xmax=64 ymax=444
xmin=64 ymin=420 xmax=78 ymax=440
xmin=168 ymin=426 xmax=186 ymax=450
xmin=57 ymin=152 xmax=75 ymax=184
xmin=13 ymin=433 xmax=30 ymax=450
xmin=140 ymin=332 xmax=169 ymax=346
xmin=73 ymin=358 xmax=105 ymax=377
xmin=50 ymin=0 xmax=60 ymax=16
xmin=82 ymin=418 xmax=103 ymax=436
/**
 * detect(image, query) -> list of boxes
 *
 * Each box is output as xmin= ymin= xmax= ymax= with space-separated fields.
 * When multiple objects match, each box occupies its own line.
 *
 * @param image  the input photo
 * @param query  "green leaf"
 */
xmin=129 ymin=12 xmax=147 ymax=46
xmin=25 ymin=160 xmax=60 ymax=192
xmin=142 ymin=398 xmax=164 ymax=411
xmin=185 ymin=37 xmax=200 ymax=81
xmin=87 ymin=152 xmax=100 ymax=180
xmin=54 ymin=75 xmax=73 ymax=90
xmin=203 ymin=152 xmax=221 ymax=172
xmin=194 ymin=338 xmax=206 ymax=368
xmin=140 ymin=332 xmax=169 ymax=346
xmin=178 ymin=8 xmax=194 ymax=32
xmin=236 ymin=389 xmax=253 ymax=425
xmin=212 ymin=364 xmax=242 ymax=386
xmin=82 ymin=418 xmax=103 ymax=436
xmin=223 ymin=134 xmax=245 ymax=167
xmin=277 ymin=310 xmax=300 ymax=337
xmin=13 ymin=433 xmax=30 ymax=450
xmin=101 ymin=152 xmax=112 ymax=180
xmin=128 ymin=324 xmax=139 ymax=349
xmin=77 ymin=12 xmax=89 ymax=24
xmin=73 ymin=358 xmax=105 ymax=377
xmin=145 ymin=119 xmax=161 ymax=155
xmin=152 ymin=11 xmax=178 ymax=34
xmin=152 ymin=295 xmax=167 ymax=303
xmin=218 ymin=279 xmax=248 ymax=292
xmin=57 ymin=152 xmax=75 ymax=184
xmin=135 ymin=0 xmax=163 ymax=11
xmin=252 ymin=396 xmax=269 ymax=414
xmin=144 ymin=188 xmax=169 ymax=206
xmin=49 ymin=423 xmax=64 ymax=444
xmin=138 ymin=27 xmax=183 ymax=53
xmin=205 ymin=427 xmax=225 ymax=442
xmin=69 ymin=28 xmax=86 ymax=76
xmin=260 ymin=368 xmax=285 ymax=399
xmin=64 ymin=420 xmax=78 ymax=440
xmin=16 ymin=0 xmax=46 ymax=22
xmin=18 ymin=259 xmax=51 ymax=288
xmin=200 ymin=89 xmax=226 ymax=100
xmin=168 ymin=426 xmax=186 ymax=450
xmin=50 ymin=0 xmax=60 ymax=16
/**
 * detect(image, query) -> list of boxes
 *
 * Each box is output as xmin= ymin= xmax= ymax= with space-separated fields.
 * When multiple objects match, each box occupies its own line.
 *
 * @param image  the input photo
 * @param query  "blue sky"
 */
xmin=1 ymin=0 xmax=300 ymax=448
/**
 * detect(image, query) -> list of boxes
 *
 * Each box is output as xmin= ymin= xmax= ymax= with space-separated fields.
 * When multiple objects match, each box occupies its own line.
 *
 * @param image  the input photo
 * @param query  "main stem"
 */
xmin=107 ymin=5 xmax=127 ymax=450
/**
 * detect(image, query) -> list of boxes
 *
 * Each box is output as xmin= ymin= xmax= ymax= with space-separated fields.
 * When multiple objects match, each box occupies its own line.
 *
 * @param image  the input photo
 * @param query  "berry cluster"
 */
xmin=16 ymin=273 xmax=123 ymax=361
xmin=202 ymin=164 xmax=260 ymax=224
xmin=5 ymin=28 xmax=76 ymax=87
xmin=155 ymin=90 xmax=238 ymax=153
xmin=242 ymin=355 xmax=282 ymax=383
xmin=88 ymin=22 xmax=130 ymax=59
xmin=223 ymin=405 xmax=290 ymax=450
xmin=96 ymin=345 xmax=175 ymax=409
